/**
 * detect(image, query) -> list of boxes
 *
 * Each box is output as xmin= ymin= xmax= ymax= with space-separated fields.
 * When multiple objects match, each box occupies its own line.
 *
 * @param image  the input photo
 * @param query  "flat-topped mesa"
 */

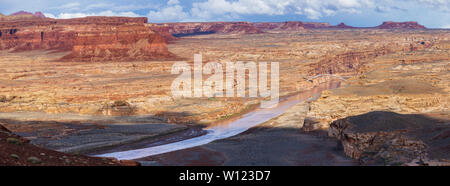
xmin=61 ymin=25 xmax=175 ymax=62
xmin=252 ymin=22 xmax=283 ymax=31
xmin=253 ymin=21 xmax=330 ymax=31
xmin=55 ymin=16 xmax=148 ymax=25
xmin=166 ymin=22 xmax=263 ymax=37
xmin=279 ymin=21 xmax=307 ymax=31
xmin=216 ymin=22 xmax=263 ymax=34
xmin=0 ymin=16 xmax=148 ymax=27
xmin=376 ymin=21 xmax=427 ymax=29
xmin=0 ymin=16 xmax=176 ymax=61
xmin=253 ymin=21 xmax=306 ymax=31
xmin=302 ymin=22 xmax=331 ymax=29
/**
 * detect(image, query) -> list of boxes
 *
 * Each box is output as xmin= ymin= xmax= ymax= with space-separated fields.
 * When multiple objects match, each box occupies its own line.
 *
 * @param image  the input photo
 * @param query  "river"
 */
xmin=96 ymin=81 xmax=341 ymax=160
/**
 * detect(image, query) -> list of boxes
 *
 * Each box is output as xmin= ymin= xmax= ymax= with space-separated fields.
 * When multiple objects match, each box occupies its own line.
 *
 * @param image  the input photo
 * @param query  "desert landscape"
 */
xmin=0 ymin=10 xmax=448 ymax=166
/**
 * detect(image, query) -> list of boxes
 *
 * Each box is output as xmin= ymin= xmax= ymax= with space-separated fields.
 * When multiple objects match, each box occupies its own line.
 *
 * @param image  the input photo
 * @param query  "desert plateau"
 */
xmin=0 ymin=6 xmax=448 ymax=167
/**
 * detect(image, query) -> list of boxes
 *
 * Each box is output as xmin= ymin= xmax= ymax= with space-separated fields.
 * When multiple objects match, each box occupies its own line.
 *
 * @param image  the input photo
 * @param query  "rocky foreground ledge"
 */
xmin=0 ymin=124 xmax=139 ymax=166
xmin=329 ymin=111 xmax=449 ymax=166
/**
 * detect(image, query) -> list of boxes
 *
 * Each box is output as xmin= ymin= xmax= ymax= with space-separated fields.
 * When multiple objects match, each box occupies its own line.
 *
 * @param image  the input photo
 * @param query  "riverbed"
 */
xmin=95 ymin=81 xmax=344 ymax=161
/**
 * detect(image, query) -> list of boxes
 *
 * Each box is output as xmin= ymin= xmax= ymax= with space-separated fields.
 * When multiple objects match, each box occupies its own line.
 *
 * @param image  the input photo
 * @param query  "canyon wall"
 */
xmin=0 ymin=15 xmax=174 ymax=61
xmin=0 ymin=27 xmax=76 ymax=51
xmin=61 ymin=25 xmax=175 ymax=62
xmin=147 ymin=24 xmax=178 ymax=42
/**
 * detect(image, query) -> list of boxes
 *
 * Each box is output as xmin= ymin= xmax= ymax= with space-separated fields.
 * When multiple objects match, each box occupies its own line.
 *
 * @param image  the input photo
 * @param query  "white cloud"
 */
xmin=148 ymin=0 xmax=375 ymax=21
xmin=10 ymin=0 xmax=448 ymax=26
xmin=418 ymin=0 xmax=450 ymax=12
xmin=51 ymin=2 xmax=81 ymax=11
xmin=290 ymin=0 xmax=372 ymax=19
xmin=190 ymin=0 xmax=289 ymax=20
xmin=148 ymin=0 xmax=189 ymax=21
xmin=168 ymin=0 xmax=180 ymax=5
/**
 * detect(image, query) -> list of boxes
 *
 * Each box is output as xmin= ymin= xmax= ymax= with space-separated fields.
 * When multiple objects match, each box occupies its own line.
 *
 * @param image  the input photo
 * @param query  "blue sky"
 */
xmin=0 ymin=0 xmax=449 ymax=28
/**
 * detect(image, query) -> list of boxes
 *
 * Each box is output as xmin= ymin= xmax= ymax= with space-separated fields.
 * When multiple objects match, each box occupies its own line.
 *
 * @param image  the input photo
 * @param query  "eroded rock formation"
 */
xmin=147 ymin=24 xmax=178 ymax=42
xmin=0 ymin=15 xmax=175 ymax=61
xmin=332 ymin=23 xmax=355 ymax=29
xmin=309 ymin=41 xmax=433 ymax=76
xmin=61 ymin=24 xmax=175 ymax=62
xmin=0 ymin=27 xmax=76 ymax=51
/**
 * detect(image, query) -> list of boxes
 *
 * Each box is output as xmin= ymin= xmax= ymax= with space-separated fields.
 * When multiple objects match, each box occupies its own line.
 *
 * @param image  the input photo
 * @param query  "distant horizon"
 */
xmin=2 ymin=10 xmax=441 ymax=29
xmin=1 ymin=0 xmax=449 ymax=29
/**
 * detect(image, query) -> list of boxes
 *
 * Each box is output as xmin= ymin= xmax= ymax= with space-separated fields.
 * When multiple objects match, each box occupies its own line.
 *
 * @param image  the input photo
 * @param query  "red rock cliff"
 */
xmin=61 ymin=25 xmax=175 ymax=62
xmin=147 ymin=24 xmax=178 ymax=42
xmin=0 ymin=27 xmax=76 ymax=51
xmin=0 ymin=16 xmax=175 ymax=61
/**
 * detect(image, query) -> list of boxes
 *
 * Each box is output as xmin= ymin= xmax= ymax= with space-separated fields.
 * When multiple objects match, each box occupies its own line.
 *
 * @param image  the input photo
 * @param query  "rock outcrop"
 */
xmin=329 ymin=111 xmax=449 ymax=166
xmin=0 ymin=16 xmax=175 ymax=61
xmin=332 ymin=23 xmax=355 ymax=29
xmin=376 ymin=21 xmax=426 ymax=29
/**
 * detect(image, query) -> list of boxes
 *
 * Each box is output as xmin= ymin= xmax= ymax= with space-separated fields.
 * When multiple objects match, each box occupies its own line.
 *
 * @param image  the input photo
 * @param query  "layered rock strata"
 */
xmin=0 ymin=15 xmax=175 ymax=61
